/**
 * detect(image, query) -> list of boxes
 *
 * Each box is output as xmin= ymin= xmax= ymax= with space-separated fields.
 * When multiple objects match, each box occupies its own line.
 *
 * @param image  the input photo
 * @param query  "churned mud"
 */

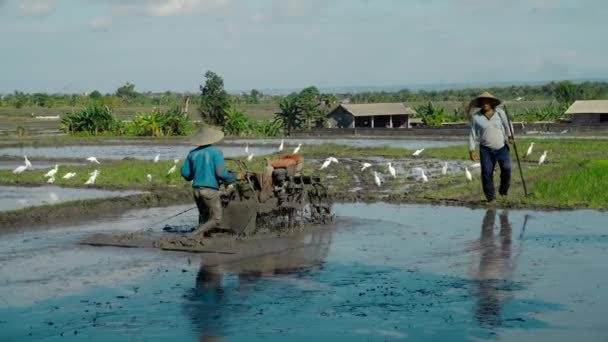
xmin=1 ymin=203 xmax=608 ymax=341
xmin=0 ymin=189 xmax=192 ymax=230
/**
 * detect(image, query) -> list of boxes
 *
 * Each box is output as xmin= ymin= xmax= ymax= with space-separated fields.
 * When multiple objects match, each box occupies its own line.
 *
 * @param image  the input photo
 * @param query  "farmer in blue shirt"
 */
xmin=468 ymin=92 xmax=513 ymax=204
xmin=181 ymin=126 xmax=236 ymax=237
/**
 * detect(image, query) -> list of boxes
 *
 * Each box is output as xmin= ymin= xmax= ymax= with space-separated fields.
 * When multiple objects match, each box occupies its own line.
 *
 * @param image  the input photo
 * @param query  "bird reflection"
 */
xmin=183 ymin=228 xmax=332 ymax=341
xmin=471 ymin=209 xmax=515 ymax=328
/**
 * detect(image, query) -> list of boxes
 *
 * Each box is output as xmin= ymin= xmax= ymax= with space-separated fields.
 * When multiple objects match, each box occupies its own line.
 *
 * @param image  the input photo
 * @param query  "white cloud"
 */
xmin=19 ymin=0 xmax=56 ymax=16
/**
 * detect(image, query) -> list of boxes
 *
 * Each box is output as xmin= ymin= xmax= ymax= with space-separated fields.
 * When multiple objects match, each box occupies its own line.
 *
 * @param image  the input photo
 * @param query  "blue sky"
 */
xmin=0 ymin=0 xmax=606 ymax=93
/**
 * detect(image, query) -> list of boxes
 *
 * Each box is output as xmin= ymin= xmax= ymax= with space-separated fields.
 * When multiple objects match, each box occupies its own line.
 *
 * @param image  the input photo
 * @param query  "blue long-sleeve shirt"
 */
xmin=180 ymin=145 xmax=236 ymax=189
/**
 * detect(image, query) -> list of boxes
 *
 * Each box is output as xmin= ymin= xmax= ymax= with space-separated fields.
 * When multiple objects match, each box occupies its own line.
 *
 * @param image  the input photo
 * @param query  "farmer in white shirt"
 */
xmin=468 ymin=92 xmax=513 ymax=204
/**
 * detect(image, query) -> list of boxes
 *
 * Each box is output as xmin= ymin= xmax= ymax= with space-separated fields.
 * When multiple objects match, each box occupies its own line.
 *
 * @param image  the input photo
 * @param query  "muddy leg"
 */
xmin=191 ymin=188 xmax=222 ymax=238
xmin=193 ymin=189 xmax=209 ymax=225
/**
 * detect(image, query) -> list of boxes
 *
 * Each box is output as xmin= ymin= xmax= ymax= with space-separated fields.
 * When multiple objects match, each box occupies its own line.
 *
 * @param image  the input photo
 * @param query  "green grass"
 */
xmin=531 ymin=160 xmax=608 ymax=208
xmin=424 ymin=138 xmax=608 ymax=162
xmin=1 ymin=137 xmax=607 ymax=209
xmin=0 ymin=160 xmax=190 ymax=189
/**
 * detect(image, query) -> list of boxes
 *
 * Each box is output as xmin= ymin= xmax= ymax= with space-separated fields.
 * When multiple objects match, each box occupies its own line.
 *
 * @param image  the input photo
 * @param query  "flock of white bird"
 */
xmin=10 ymin=139 xmax=548 ymax=189
xmin=12 ymin=155 xmax=103 ymax=185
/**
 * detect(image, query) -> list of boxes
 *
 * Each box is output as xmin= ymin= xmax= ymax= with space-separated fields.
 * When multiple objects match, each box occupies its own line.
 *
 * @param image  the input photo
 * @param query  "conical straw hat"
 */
xmin=189 ymin=126 xmax=225 ymax=146
xmin=470 ymin=91 xmax=502 ymax=108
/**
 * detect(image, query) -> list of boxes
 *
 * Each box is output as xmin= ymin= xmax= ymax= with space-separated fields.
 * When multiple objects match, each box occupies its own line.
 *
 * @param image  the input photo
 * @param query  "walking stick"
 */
xmin=503 ymin=105 xmax=528 ymax=197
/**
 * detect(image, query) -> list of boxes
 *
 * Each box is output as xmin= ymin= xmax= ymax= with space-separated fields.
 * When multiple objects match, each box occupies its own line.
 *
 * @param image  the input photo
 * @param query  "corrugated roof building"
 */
xmin=566 ymin=100 xmax=608 ymax=124
xmin=328 ymin=103 xmax=418 ymax=128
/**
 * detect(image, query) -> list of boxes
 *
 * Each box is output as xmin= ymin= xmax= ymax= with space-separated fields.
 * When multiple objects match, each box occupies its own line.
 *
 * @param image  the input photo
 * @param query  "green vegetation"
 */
xmin=128 ymin=106 xmax=192 ymax=137
xmin=223 ymin=106 xmax=282 ymax=137
xmin=349 ymin=80 xmax=608 ymax=104
xmin=532 ymin=160 xmax=608 ymax=207
xmin=60 ymin=106 xmax=121 ymax=135
xmin=59 ymin=106 xmax=192 ymax=137
xmin=0 ymin=160 xmax=189 ymax=189
xmin=1 ymin=138 xmax=607 ymax=209
xmin=276 ymin=86 xmax=337 ymax=132
xmin=199 ymin=71 xmax=230 ymax=126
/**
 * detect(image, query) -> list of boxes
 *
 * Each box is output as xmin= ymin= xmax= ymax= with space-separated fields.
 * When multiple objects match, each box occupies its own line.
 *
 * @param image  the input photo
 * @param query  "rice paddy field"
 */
xmin=1 ymin=134 xmax=607 ymax=342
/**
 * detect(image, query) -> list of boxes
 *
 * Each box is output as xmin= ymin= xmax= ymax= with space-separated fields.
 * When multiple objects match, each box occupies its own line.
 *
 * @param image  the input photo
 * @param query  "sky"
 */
xmin=0 ymin=0 xmax=607 ymax=93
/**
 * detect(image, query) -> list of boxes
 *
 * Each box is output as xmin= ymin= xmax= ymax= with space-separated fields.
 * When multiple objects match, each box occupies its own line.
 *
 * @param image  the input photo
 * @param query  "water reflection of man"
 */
xmin=472 ymin=209 xmax=514 ymax=327
xmin=183 ymin=266 xmax=225 ymax=342
xmin=184 ymin=228 xmax=333 ymax=341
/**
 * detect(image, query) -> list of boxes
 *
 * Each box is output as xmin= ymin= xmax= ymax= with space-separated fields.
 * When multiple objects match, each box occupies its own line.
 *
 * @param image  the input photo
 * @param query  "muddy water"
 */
xmin=0 ymin=145 xmax=274 ymax=160
xmin=1 ymin=204 xmax=607 ymax=341
xmin=0 ymin=186 xmax=143 ymax=211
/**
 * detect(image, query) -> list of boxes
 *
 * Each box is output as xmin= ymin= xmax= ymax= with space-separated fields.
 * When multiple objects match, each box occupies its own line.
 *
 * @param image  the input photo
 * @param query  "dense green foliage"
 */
xmin=223 ymin=105 xmax=282 ymax=137
xmin=60 ymin=106 xmax=121 ymax=135
xmin=128 ymin=106 xmax=192 ymax=137
xmin=276 ymin=87 xmax=337 ymax=132
xmin=199 ymin=71 xmax=230 ymax=126
xmin=60 ymin=106 xmax=192 ymax=136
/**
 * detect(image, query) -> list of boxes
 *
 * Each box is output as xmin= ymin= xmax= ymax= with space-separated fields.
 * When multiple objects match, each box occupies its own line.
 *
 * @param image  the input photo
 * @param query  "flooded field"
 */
xmin=0 ymin=139 xmax=460 ymax=161
xmin=225 ymin=138 xmax=462 ymax=150
xmin=1 ymin=203 xmax=607 ymax=341
xmin=0 ymin=145 xmax=271 ymax=161
xmin=0 ymin=186 xmax=143 ymax=212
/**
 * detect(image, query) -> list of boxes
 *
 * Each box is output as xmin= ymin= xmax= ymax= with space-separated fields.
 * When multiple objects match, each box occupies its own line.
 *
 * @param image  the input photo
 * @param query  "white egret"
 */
xmin=146 ymin=174 xmax=152 ymax=182
xmin=62 ymin=172 xmax=76 ymax=180
xmin=441 ymin=162 xmax=448 ymax=175
xmin=85 ymin=170 xmax=99 ymax=185
xmin=44 ymin=164 xmax=59 ymax=178
xmin=13 ymin=165 xmax=27 ymax=174
xmin=373 ymin=171 xmax=382 ymax=187
xmin=465 ymin=167 xmax=473 ymax=182
xmin=328 ymin=157 xmax=339 ymax=164
xmin=245 ymin=143 xmax=249 ymax=154
xmin=153 ymin=154 xmax=160 ymax=163
xmin=247 ymin=153 xmax=255 ymax=162
xmin=174 ymin=158 xmax=179 ymax=164
xmin=361 ymin=162 xmax=372 ymax=172
xmin=525 ymin=142 xmax=535 ymax=158
xmin=24 ymin=156 xmax=32 ymax=169
xmin=470 ymin=163 xmax=481 ymax=168
xmin=412 ymin=148 xmax=425 ymax=157
xmin=538 ymin=151 xmax=548 ymax=165
xmin=560 ymin=129 xmax=568 ymax=134
xmin=420 ymin=169 xmax=428 ymax=183
xmin=278 ymin=139 xmax=284 ymax=152
xmin=293 ymin=144 xmax=302 ymax=154
xmin=47 ymin=176 xmax=55 ymax=184
xmin=387 ymin=162 xmax=396 ymax=178
xmin=87 ymin=157 xmax=100 ymax=164
xmin=167 ymin=164 xmax=177 ymax=175
xmin=320 ymin=159 xmax=331 ymax=170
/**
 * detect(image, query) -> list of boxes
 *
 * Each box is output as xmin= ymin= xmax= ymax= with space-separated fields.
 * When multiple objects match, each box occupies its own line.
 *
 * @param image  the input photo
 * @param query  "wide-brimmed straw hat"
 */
xmin=470 ymin=91 xmax=501 ymax=108
xmin=189 ymin=126 xmax=224 ymax=146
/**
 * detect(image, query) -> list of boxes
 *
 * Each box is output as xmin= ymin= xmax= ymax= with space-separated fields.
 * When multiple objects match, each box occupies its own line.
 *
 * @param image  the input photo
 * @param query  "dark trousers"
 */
xmin=479 ymin=145 xmax=511 ymax=201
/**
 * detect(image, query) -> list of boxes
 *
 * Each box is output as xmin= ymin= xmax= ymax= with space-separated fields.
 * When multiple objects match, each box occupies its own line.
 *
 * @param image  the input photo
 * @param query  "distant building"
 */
xmin=327 ymin=103 xmax=417 ymax=129
xmin=565 ymin=100 xmax=608 ymax=124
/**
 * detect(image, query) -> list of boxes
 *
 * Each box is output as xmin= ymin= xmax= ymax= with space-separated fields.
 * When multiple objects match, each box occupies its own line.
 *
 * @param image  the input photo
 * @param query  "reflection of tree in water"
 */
xmin=183 ymin=228 xmax=332 ymax=341
xmin=472 ymin=209 xmax=516 ymax=328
